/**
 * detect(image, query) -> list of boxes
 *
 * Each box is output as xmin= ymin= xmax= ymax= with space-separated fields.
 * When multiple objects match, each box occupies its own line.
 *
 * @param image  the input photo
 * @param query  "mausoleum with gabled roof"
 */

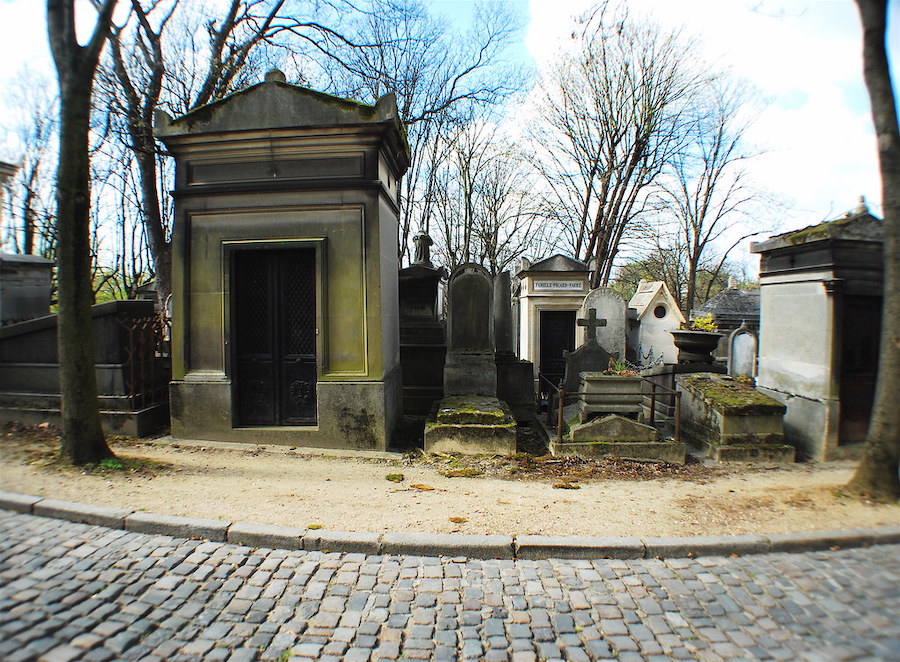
xmin=156 ymin=70 xmax=410 ymax=450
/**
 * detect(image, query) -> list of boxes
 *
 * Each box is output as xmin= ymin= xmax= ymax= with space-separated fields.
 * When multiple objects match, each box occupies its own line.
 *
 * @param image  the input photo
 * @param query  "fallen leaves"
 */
xmin=410 ymin=484 xmax=435 ymax=491
xmin=440 ymin=468 xmax=483 ymax=478
xmin=448 ymin=516 xmax=468 ymax=524
xmin=385 ymin=473 xmax=405 ymax=483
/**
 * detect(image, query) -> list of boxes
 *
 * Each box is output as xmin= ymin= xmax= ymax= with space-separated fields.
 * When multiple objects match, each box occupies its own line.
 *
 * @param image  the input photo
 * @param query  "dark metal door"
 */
xmin=839 ymin=296 xmax=880 ymax=444
xmin=233 ymin=249 xmax=317 ymax=426
xmin=539 ymin=310 xmax=575 ymax=387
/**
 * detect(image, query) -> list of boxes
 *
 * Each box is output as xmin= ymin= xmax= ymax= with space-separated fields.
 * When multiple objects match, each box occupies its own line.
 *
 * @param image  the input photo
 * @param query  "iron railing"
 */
xmin=540 ymin=373 xmax=681 ymax=445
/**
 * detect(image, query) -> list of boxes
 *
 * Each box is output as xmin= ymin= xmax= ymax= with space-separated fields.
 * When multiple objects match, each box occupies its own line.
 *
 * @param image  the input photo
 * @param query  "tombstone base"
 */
xmin=551 ymin=440 xmax=686 ymax=464
xmin=444 ymin=353 xmax=497 ymax=398
xmin=424 ymin=396 xmax=516 ymax=455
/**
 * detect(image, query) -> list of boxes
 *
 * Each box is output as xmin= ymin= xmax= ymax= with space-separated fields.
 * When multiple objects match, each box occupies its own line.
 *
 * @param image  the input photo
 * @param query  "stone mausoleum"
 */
xmin=156 ymin=71 xmax=409 ymax=450
xmin=750 ymin=202 xmax=883 ymax=460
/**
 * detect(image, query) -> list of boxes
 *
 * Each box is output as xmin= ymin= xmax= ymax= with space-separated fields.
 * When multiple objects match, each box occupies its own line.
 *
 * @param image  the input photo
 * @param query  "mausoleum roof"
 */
xmin=517 ymin=254 xmax=589 ymax=275
xmin=750 ymin=201 xmax=882 ymax=254
xmin=155 ymin=70 xmax=409 ymax=170
xmin=694 ymin=287 xmax=760 ymax=318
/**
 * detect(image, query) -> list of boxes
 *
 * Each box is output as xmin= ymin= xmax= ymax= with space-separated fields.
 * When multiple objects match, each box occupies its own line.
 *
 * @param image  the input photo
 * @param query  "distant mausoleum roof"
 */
xmin=516 ymin=254 xmax=589 ymax=275
xmin=694 ymin=287 xmax=760 ymax=321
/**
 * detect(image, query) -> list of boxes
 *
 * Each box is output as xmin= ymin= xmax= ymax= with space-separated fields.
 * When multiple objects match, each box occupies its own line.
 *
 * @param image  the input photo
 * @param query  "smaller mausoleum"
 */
xmin=750 ymin=201 xmax=883 ymax=460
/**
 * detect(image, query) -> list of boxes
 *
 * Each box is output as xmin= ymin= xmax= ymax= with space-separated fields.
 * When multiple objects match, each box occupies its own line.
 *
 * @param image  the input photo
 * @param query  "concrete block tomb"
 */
xmin=677 ymin=372 xmax=794 ymax=462
xmin=156 ymin=70 xmax=410 ymax=450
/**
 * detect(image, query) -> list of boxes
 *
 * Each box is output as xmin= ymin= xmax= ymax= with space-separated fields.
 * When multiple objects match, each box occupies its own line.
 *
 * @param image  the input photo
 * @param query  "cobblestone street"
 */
xmin=1 ymin=511 xmax=898 ymax=662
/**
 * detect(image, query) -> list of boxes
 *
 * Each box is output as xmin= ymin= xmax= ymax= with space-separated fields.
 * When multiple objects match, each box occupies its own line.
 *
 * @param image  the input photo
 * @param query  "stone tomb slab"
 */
xmin=553 ymin=414 xmax=685 ymax=464
xmin=424 ymin=396 xmax=517 ymax=455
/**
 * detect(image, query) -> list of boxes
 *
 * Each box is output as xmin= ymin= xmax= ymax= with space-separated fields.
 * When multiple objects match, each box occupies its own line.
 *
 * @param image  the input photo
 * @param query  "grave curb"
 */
xmin=2 ymin=492 xmax=898 ymax=560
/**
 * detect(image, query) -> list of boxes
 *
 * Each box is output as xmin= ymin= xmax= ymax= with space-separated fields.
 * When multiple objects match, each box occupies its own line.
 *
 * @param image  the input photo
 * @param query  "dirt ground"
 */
xmin=1 ymin=423 xmax=896 ymax=538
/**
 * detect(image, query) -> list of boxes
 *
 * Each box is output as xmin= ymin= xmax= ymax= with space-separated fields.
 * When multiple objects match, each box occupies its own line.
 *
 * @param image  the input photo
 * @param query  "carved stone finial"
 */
xmin=854 ymin=195 xmax=868 ymax=215
xmin=265 ymin=69 xmax=287 ymax=84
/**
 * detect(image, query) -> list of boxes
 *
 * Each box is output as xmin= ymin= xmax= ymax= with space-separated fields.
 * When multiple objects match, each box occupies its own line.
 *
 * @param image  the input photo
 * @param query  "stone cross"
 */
xmin=578 ymin=308 xmax=607 ymax=345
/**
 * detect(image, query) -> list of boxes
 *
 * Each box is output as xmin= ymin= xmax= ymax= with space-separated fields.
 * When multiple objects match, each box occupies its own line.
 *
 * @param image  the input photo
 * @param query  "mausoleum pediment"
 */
xmin=155 ymin=70 xmax=408 ymax=165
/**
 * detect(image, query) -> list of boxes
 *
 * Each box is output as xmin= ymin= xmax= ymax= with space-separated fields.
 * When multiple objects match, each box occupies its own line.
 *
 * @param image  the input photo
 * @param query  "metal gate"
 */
xmin=232 ymin=249 xmax=317 ymax=425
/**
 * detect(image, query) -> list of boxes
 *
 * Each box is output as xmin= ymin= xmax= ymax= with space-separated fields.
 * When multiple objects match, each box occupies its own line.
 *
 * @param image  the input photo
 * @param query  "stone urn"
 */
xmin=671 ymin=330 xmax=723 ymax=364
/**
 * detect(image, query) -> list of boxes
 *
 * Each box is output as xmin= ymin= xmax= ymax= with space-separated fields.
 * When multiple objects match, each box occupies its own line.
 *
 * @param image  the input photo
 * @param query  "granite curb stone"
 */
xmin=303 ymin=529 xmax=381 ymax=555
xmin=515 ymin=535 xmax=644 ymax=560
xmin=125 ymin=511 xmax=229 ymax=541
xmin=32 ymin=498 xmax=131 ymax=529
xmin=227 ymin=521 xmax=304 ymax=549
xmin=2 ymin=491 xmax=898 ymax=560
xmin=381 ymin=532 xmax=515 ymax=559
xmin=767 ymin=526 xmax=900 ymax=552
xmin=0 ymin=490 xmax=41 ymax=513
xmin=643 ymin=534 xmax=770 ymax=558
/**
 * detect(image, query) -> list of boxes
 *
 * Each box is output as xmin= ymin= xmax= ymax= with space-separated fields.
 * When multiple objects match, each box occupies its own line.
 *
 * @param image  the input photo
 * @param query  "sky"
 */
xmin=0 ymin=0 xmax=896 ymax=241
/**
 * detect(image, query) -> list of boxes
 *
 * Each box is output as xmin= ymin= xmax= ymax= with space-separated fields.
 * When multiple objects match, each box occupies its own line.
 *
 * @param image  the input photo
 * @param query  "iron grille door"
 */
xmin=539 ymin=310 xmax=575 ymax=387
xmin=233 ymin=249 xmax=317 ymax=425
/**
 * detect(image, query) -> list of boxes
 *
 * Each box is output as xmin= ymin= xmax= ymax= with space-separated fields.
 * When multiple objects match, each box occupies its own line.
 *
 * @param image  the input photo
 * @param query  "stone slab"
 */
xmin=381 ymin=532 xmax=514 ymax=559
xmin=552 ymin=440 xmax=686 ymax=464
xmin=570 ymin=414 xmax=657 ymax=442
xmin=303 ymin=530 xmax=381 ymax=555
xmin=515 ymin=535 xmax=644 ymax=560
xmin=33 ymin=499 xmax=131 ymax=529
xmin=424 ymin=422 xmax=517 ymax=455
xmin=227 ymin=521 xmax=304 ymax=549
xmin=0 ymin=491 xmax=41 ymax=513
xmin=643 ymin=534 xmax=770 ymax=558
xmin=126 ymin=511 xmax=229 ymax=541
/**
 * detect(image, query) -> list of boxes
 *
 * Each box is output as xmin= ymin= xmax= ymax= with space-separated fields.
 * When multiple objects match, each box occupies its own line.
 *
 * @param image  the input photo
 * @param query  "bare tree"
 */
xmin=1 ymin=69 xmax=59 ymax=258
xmin=533 ymin=2 xmax=704 ymax=287
xmin=333 ymin=0 xmax=526 ymax=264
xmin=47 ymin=0 xmax=119 ymax=464
xmin=428 ymin=121 xmax=542 ymax=273
xmin=845 ymin=0 xmax=899 ymax=502
xmin=656 ymin=78 xmax=768 ymax=313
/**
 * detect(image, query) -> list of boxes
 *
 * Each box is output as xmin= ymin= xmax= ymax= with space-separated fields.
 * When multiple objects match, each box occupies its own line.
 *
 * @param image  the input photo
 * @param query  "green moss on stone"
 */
xmin=436 ymin=396 xmax=512 ymax=425
xmin=682 ymin=374 xmax=785 ymax=415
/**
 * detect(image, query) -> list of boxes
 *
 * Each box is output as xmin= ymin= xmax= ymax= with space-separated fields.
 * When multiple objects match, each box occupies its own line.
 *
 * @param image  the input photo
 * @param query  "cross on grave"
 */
xmin=578 ymin=308 xmax=607 ymax=345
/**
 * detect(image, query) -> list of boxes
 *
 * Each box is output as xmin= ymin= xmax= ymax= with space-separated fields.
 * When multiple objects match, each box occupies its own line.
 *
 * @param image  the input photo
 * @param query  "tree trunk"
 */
xmin=845 ymin=0 xmax=900 ymax=502
xmin=49 ymin=0 xmax=118 ymax=465
xmin=55 ymin=81 xmax=114 ymax=464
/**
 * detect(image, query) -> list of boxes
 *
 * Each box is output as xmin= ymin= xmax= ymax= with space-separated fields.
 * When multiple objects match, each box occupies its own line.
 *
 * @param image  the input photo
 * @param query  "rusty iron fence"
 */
xmin=539 ymin=373 xmax=681 ymax=445
xmin=119 ymin=313 xmax=171 ymax=410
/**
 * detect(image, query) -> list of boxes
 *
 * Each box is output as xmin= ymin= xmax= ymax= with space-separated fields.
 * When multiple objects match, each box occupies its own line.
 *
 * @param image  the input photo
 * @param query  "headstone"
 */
xmin=494 ymin=270 xmax=536 ymax=414
xmin=493 ymin=271 xmax=515 ymax=357
xmin=560 ymin=308 xmax=612 ymax=394
xmin=444 ymin=263 xmax=496 ymax=397
xmin=728 ymin=323 xmax=757 ymax=379
xmin=579 ymin=288 xmax=626 ymax=359
xmin=398 ymin=256 xmax=446 ymax=416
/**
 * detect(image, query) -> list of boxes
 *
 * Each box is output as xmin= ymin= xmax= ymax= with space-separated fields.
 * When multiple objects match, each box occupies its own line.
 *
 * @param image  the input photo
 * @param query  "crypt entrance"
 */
xmin=232 ymin=248 xmax=317 ymax=426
